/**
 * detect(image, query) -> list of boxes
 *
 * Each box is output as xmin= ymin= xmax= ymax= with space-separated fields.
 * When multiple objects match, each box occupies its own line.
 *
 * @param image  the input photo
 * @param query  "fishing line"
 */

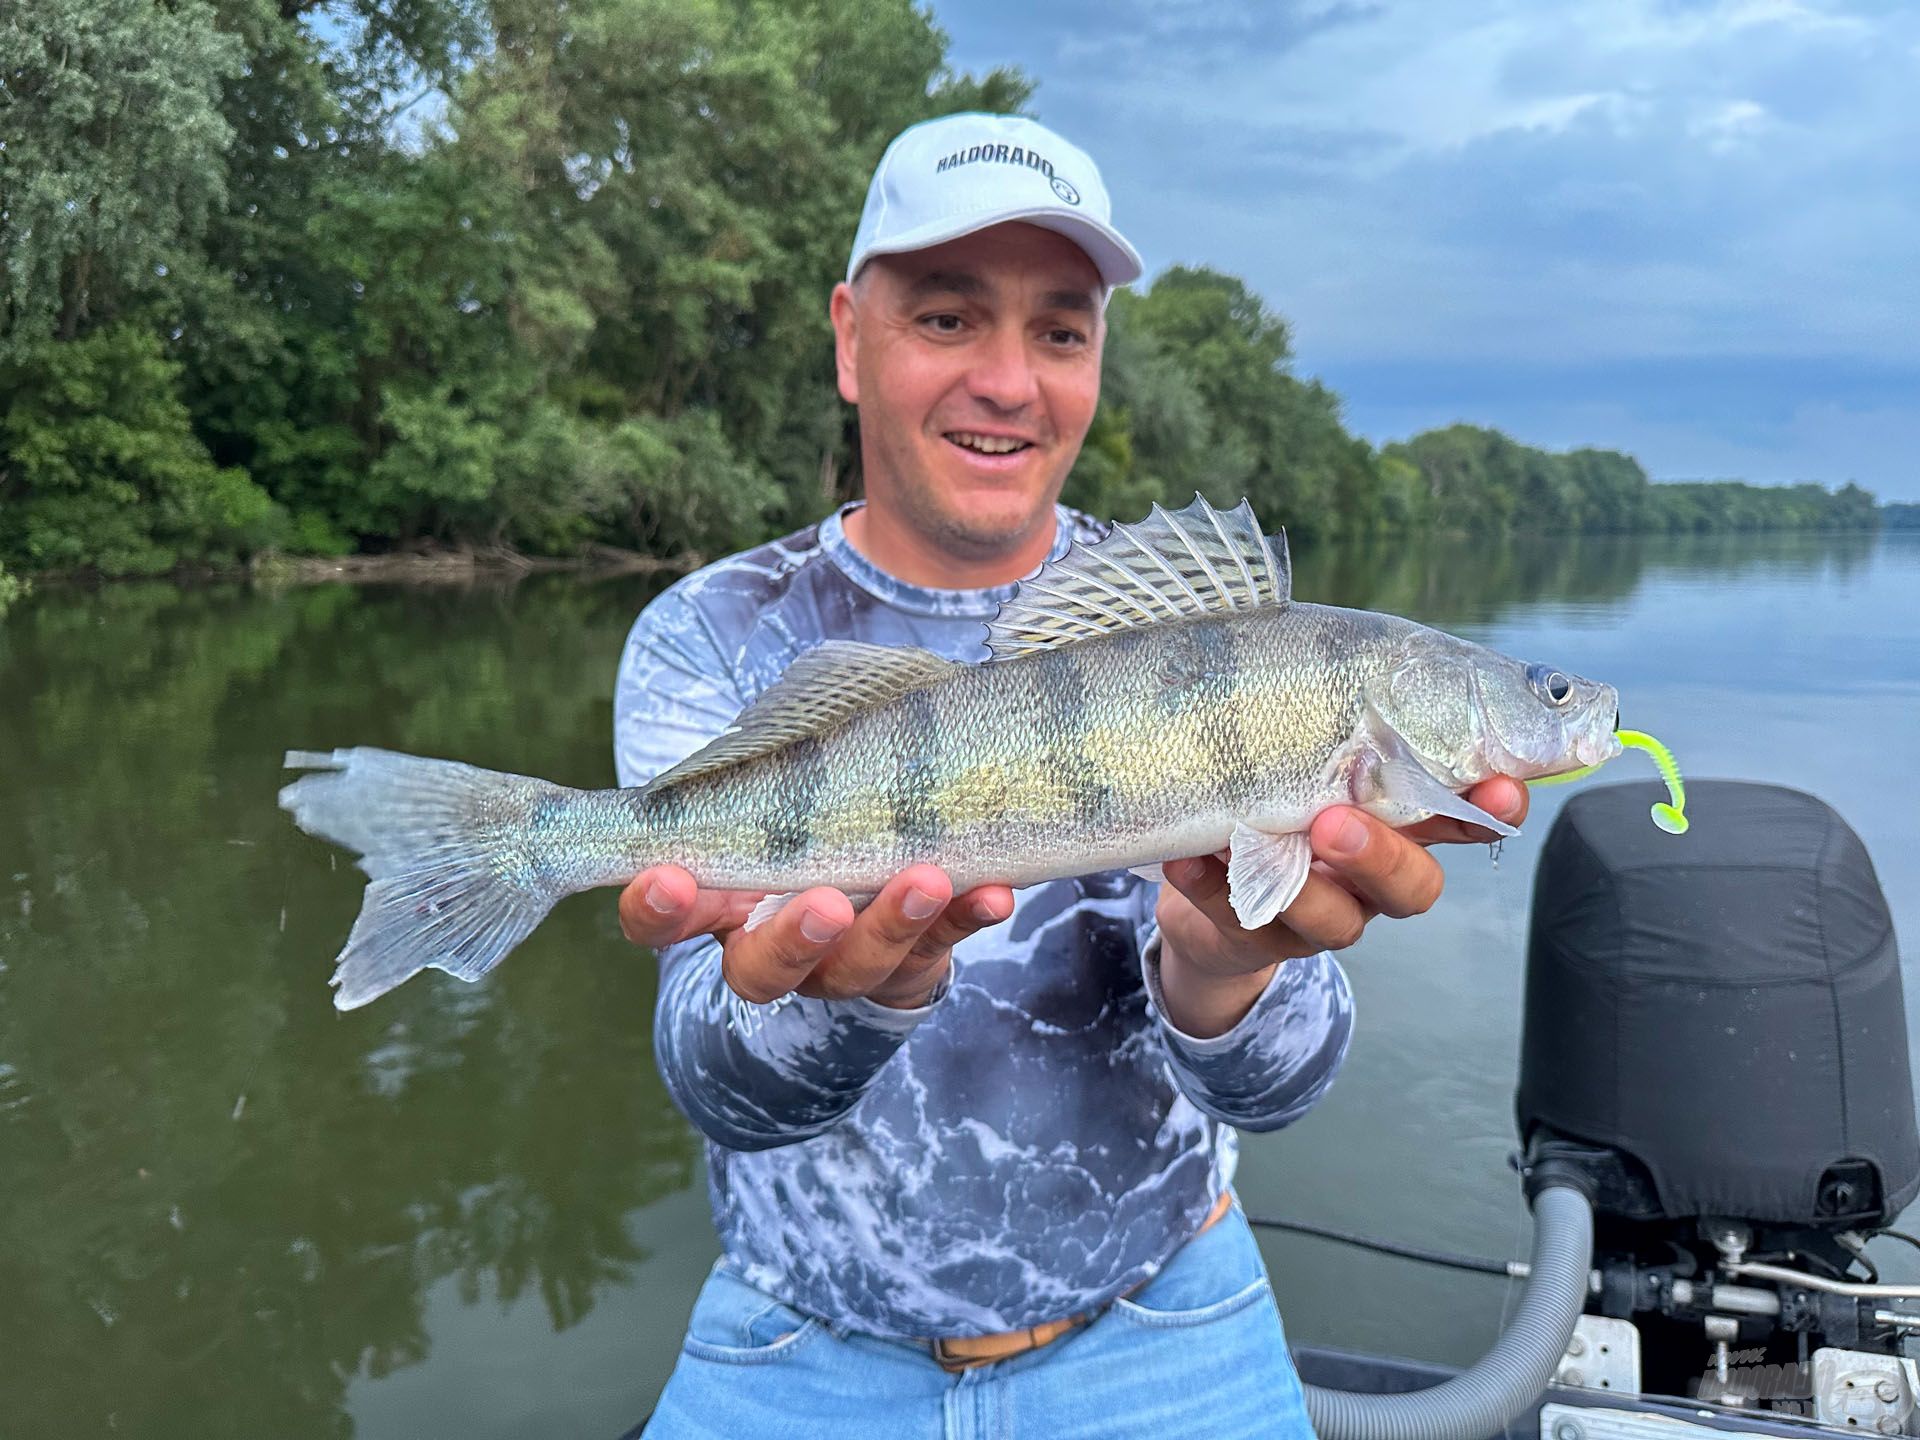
xmin=1243 ymin=1214 xmax=1515 ymax=1278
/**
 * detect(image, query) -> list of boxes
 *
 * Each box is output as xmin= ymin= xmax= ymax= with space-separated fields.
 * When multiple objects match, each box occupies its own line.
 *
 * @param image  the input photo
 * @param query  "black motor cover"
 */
xmin=1517 ymin=780 xmax=1919 ymax=1226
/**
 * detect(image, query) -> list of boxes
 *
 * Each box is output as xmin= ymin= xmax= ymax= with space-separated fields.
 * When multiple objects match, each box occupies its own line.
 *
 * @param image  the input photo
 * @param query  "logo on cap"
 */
xmin=1049 ymin=175 xmax=1081 ymax=206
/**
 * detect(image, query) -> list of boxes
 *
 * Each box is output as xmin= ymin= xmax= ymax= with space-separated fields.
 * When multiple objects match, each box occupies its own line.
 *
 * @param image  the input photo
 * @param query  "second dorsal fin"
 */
xmin=643 ymin=640 xmax=957 ymax=791
xmin=986 ymin=494 xmax=1290 ymax=660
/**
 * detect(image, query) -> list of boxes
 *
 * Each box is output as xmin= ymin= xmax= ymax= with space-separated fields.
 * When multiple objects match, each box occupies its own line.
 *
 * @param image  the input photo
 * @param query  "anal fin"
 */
xmin=744 ymin=892 xmax=801 ymax=933
xmin=742 ymin=889 xmax=878 ymax=934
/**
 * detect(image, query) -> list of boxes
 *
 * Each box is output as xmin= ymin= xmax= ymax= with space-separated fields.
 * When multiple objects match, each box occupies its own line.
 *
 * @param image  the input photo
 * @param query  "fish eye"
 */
xmin=1529 ymin=664 xmax=1574 ymax=706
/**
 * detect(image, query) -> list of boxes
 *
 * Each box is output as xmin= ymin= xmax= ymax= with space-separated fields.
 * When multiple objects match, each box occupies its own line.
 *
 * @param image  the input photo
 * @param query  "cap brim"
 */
xmin=849 ymin=205 xmax=1144 ymax=288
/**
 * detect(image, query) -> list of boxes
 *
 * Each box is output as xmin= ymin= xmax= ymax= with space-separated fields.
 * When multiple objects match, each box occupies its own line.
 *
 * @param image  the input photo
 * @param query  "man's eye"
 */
xmin=921 ymin=314 xmax=964 ymax=334
xmin=1047 ymin=328 xmax=1086 ymax=347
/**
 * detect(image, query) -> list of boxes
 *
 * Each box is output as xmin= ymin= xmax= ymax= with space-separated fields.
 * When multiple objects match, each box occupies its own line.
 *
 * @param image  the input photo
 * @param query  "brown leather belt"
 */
xmin=927 ymin=1190 xmax=1236 ymax=1373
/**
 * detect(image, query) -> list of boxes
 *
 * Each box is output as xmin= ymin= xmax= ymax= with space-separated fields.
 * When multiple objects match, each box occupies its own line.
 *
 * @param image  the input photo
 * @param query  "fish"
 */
xmin=280 ymin=494 xmax=1622 ymax=1009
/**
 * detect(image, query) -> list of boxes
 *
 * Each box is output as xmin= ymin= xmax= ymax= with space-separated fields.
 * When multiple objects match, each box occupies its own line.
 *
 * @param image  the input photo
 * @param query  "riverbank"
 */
xmin=8 ymin=544 xmax=700 ymax=594
xmin=251 ymin=543 xmax=698 ymax=586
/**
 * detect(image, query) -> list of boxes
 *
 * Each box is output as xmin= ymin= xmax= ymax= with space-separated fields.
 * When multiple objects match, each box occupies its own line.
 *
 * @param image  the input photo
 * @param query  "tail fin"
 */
xmin=279 ymin=748 xmax=568 ymax=1010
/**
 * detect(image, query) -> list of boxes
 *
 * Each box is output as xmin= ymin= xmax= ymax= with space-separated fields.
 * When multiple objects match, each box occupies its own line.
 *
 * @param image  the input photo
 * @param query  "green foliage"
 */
xmin=0 ymin=0 xmax=243 ymax=358
xmin=1651 ymin=478 xmax=1880 ymax=532
xmin=0 ymin=327 xmax=278 ymax=574
xmin=1381 ymin=425 xmax=1879 ymax=537
xmin=0 ymin=0 xmax=1882 ymax=574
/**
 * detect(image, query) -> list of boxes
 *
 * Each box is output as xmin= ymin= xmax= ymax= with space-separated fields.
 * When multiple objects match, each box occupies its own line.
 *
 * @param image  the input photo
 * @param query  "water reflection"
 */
xmin=0 ymin=577 xmax=694 ymax=1437
xmin=0 ymin=526 xmax=1889 ymax=1435
xmin=1293 ymin=526 xmax=1877 ymax=626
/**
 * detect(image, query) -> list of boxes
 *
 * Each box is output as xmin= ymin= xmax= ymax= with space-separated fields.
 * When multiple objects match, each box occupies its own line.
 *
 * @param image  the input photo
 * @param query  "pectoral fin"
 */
xmin=1226 ymin=821 xmax=1314 ymax=931
xmin=1370 ymin=759 xmax=1520 ymax=837
xmin=1344 ymin=697 xmax=1522 ymax=838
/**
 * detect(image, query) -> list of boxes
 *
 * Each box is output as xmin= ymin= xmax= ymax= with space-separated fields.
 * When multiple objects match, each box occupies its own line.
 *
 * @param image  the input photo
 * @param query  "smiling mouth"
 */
xmin=945 ymin=431 xmax=1034 ymax=456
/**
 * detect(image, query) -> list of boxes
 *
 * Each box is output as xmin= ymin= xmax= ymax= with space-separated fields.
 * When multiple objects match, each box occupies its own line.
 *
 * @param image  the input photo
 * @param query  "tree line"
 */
xmin=0 ymin=0 xmax=1890 ymax=584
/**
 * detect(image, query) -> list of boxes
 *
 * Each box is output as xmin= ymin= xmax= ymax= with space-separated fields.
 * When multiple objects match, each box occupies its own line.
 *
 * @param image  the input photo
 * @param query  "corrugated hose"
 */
xmin=1301 ymin=1182 xmax=1594 ymax=1440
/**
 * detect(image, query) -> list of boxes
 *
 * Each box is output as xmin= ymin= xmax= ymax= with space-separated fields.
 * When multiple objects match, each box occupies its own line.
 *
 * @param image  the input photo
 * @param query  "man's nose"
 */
xmin=965 ymin=327 xmax=1040 ymax=412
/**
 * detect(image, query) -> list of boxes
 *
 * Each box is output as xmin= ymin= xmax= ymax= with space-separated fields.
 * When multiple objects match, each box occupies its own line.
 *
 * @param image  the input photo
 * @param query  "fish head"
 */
xmin=1369 ymin=642 xmax=1622 ymax=785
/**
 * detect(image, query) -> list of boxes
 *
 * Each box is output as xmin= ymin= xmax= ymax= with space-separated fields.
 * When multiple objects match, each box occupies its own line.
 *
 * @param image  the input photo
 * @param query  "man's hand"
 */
xmin=1154 ymin=777 xmax=1530 ymax=1038
xmin=618 ymin=863 xmax=1015 ymax=1010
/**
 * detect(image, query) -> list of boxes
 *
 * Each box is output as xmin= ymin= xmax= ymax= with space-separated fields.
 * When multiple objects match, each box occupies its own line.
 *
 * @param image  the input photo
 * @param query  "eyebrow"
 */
xmin=902 ymin=270 xmax=986 ymax=302
xmin=899 ymin=269 xmax=1099 ymax=316
xmin=1040 ymin=289 xmax=1098 ymax=316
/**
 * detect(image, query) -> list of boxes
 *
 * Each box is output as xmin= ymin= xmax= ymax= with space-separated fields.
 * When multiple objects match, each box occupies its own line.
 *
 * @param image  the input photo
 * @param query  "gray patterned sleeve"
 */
xmin=614 ymin=585 xmax=941 ymax=1152
xmin=1138 ymin=895 xmax=1355 ymax=1133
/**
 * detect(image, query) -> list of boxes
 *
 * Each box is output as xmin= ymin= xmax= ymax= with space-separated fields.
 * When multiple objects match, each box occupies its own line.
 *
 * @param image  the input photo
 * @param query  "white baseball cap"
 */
xmin=846 ymin=112 xmax=1143 ymax=288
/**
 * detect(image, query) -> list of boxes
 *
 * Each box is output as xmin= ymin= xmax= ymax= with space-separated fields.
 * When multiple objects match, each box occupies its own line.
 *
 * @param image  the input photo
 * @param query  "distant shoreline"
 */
xmin=11 ymin=545 xmax=703 ymax=590
xmin=250 ymin=544 xmax=700 ymax=586
xmin=9 ymin=526 xmax=1901 ymax=595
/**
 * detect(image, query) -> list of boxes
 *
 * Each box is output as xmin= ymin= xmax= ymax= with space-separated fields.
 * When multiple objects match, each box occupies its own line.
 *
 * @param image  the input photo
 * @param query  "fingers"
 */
xmin=919 ymin=884 xmax=1017 ymax=959
xmin=1309 ymin=807 xmax=1446 ymax=920
xmin=708 ymin=866 xmax=1016 ymax=1008
xmin=798 ymin=866 xmax=1018 ymax=1005
xmin=618 ymin=865 xmax=757 ymax=947
xmin=1159 ymin=855 xmax=1366 ymax=963
xmin=721 ymin=887 xmax=855 ymax=1003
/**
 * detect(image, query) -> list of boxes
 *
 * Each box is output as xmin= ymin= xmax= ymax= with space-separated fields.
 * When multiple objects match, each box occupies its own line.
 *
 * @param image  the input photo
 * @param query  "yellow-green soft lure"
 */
xmin=1528 ymin=728 xmax=1689 ymax=834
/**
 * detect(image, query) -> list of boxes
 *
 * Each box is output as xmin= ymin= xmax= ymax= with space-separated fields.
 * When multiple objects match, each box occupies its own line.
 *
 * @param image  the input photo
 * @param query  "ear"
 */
xmin=829 ymin=281 xmax=859 ymax=405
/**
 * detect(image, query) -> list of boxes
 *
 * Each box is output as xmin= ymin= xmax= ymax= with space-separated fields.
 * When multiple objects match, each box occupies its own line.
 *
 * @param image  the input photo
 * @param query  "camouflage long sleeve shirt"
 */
xmin=613 ymin=503 xmax=1354 ymax=1338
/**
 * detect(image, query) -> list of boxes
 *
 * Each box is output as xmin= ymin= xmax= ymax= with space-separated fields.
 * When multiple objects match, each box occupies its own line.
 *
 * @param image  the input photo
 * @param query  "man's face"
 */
xmin=831 ymin=223 xmax=1105 ymax=559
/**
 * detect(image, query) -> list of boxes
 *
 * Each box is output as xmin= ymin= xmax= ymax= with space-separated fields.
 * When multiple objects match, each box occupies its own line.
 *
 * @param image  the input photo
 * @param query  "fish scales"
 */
xmin=573 ymin=603 xmax=1422 ymax=897
xmin=279 ymin=494 xmax=1623 ymax=1009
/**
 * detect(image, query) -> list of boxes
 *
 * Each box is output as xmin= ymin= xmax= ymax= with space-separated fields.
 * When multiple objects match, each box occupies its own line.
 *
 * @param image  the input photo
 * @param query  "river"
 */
xmin=2 ymin=528 xmax=1914 ymax=1437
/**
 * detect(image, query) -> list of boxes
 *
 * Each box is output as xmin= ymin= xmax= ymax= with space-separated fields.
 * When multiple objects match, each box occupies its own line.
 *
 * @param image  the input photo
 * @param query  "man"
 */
xmin=615 ymin=112 xmax=1526 ymax=1438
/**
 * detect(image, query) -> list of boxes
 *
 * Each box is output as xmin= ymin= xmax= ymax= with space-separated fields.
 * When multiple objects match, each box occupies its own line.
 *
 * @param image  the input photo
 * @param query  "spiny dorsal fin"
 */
xmin=642 ymin=640 xmax=957 ymax=791
xmin=986 ymin=494 xmax=1290 ymax=660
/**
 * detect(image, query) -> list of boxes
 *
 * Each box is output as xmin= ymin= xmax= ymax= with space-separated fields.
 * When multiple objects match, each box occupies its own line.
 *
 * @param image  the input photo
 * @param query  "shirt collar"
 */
xmin=817 ymin=502 xmax=1075 ymax=620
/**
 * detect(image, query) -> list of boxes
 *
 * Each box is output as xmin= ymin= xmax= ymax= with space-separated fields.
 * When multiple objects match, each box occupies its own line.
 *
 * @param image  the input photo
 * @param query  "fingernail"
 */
xmin=902 ymin=886 xmax=942 ymax=921
xmin=643 ymin=880 xmax=677 ymax=915
xmin=972 ymin=897 xmax=1004 ymax=924
xmin=1327 ymin=814 xmax=1368 ymax=858
xmin=800 ymin=909 xmax=847 ymax=945
xmin=1164 ymin=858 xmax=1203 ymax=887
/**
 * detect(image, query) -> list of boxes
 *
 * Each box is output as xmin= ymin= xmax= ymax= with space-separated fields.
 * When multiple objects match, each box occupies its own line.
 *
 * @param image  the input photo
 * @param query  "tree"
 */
xmin=0 ymin=0 xmax=242 ymax=358
xmin=0 ymin=326 xmax=276 ymax=574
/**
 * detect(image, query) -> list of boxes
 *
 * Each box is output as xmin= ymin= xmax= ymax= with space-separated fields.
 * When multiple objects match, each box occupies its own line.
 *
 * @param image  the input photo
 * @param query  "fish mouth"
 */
xmin=1573 ymin=726 xmax=1625 ymax=769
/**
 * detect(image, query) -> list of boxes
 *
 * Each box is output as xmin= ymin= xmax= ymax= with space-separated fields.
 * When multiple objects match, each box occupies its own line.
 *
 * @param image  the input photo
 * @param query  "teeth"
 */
xmin=949 ymin=432 xmax=1029 ymax=455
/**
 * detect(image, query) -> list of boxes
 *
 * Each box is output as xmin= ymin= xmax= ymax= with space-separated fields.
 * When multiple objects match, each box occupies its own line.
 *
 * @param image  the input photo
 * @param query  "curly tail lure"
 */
xmin=1528 ymin=727 xmax=1689 ymax=834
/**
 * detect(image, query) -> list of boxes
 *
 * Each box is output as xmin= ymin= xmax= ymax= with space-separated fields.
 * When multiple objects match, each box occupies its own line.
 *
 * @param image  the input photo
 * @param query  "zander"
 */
xmin=281 ymin=495 xmax=1621 ymax=1009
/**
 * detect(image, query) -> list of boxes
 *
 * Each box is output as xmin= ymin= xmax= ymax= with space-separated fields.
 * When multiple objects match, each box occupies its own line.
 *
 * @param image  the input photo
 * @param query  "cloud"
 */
xmin=934 ymin=0 xmax=1918 ymax=494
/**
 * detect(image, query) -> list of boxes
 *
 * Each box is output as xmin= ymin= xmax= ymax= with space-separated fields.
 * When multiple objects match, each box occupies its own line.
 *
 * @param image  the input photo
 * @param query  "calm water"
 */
xmin=2 ymin=530 xmax=1915 ymax=1438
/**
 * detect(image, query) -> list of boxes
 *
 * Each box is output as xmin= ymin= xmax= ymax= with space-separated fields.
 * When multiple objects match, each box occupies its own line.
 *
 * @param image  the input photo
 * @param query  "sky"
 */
xmin=933 ymin=0 xmax=1920 ymax=500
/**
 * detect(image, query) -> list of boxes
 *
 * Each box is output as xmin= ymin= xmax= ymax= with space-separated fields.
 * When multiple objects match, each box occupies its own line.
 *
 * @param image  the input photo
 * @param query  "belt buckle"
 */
xmin=931 ymin=1335 xmax=1006 ymax=1373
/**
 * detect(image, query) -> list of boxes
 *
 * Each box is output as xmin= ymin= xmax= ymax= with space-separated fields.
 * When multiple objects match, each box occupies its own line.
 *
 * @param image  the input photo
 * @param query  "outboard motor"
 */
xmin=1518 ymin=780 xmax=1920 ymax=1422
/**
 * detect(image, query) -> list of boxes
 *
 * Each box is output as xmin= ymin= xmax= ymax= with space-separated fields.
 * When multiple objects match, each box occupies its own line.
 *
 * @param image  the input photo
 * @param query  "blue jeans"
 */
xmin=645 ymin=1202 xmax=1315 ymax=1439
